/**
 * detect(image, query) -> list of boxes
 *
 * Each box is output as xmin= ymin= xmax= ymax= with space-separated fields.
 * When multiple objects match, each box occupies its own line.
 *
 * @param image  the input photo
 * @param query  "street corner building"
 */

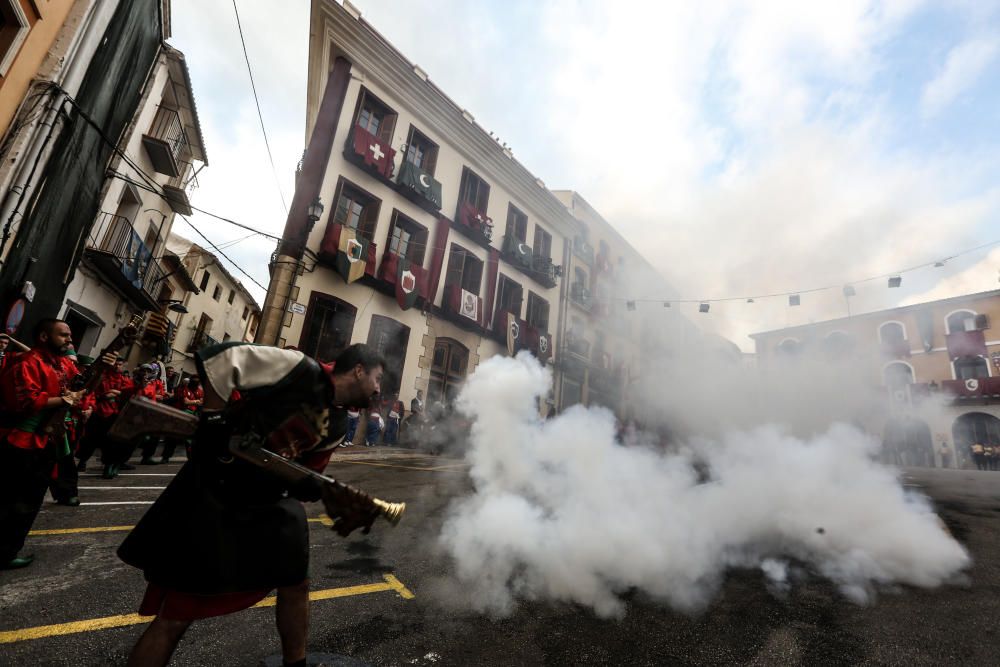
xmin=750 ymin=289 xmax=1000 ymax=469
xmin=258 ymin=0 xmax=711 ymax=420
xmin=0 ymin=0 xmax=212 ymax=369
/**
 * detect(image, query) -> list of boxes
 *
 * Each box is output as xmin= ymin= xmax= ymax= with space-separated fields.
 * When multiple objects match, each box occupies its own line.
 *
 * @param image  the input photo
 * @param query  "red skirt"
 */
xmin=139 ymin=582 xmax=271 ymax=621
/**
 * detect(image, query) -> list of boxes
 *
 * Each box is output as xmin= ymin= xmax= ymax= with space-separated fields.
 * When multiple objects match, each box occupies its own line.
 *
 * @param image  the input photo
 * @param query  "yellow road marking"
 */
xmin=30 ymin=517 xmax=335 ymax=537
xmin=333 ymin=459 xmax=466 ymax=472
xmin=0 ymin=574 xmax=413 ymax=644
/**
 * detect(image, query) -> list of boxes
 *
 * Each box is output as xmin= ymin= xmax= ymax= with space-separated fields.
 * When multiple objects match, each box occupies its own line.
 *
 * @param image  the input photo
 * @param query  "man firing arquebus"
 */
xmin=118 ymin=342 xmax=387 ymax=667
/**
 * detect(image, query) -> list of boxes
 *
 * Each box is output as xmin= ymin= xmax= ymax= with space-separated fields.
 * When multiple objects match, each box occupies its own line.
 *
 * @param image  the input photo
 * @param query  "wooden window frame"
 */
xmin=533 ymin=226 xmax=552 ymax=260
xmin=330 ymin=177 xmax=381 ymax=243
xmin=526 ymin=292 xmax=550 ymax=331
xmin=351 ymin=86 xmax=397 ymax=146
xmin=404 ymin=125 xmax=439 ymax=176
xmin=506 ymin=204 xmax=528 ymax=243
xmin=212 ymin=284 xmax=222 ymax=301
xmin=459 ymin=167 xmax=490 ymax=213
xmin=445 ymin=244 xmax=484 ymax=295
xmin=496 ymin=274 xmax=524 ymax=317
xmin=387 ymin=209 xmax=429 ymax=266
xmin=198 ymin=270 xmax=210 ymax=291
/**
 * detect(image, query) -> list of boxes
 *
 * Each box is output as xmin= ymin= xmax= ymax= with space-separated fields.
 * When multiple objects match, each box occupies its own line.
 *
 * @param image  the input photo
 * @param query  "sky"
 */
xmin=168 ymin=0 xmax=1000 ymax=350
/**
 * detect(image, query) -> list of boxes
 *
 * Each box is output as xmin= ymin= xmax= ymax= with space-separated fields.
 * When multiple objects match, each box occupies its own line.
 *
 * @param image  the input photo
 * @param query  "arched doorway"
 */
xmin=952 ymin=412 xmax=1000 ymax=469
xmin=428 ymin=338 xmax=468 ymax=405
xmin=883 ymin=417 xmax=933 ymax=467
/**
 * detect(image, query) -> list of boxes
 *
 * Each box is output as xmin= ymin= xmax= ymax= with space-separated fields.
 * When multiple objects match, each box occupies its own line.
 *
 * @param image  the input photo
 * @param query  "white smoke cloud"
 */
xmin=439 ymin=353 xmax=970 ymax=618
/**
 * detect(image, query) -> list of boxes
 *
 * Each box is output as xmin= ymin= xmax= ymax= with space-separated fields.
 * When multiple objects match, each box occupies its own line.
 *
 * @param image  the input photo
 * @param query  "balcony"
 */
xmin=500 ymin=235 xmax=558 ymax=288
xmin=142 ymin=106 xmax=189 ymax=177
xmin=345 ymin=123 xmax=396 ymax=181
xmin=945 ymin=330 xmax=987 ymax=360
xmin=573 ymin=237 xmax=594 ymax=266
xmin=317 ymin=222 xmax=376 ymax=277
xmin=378 ymin=249 xmax=430 ymax=306
xmin=569 ymin=282 xmax=592 ymax=311
xmin=453 ymin=200 xmax=493 ymax=248
xmin=83 ymin=213 xmax=165 ymax=311
xmin=187 ymin=332 xmax=220 ymax=354
xmin=942 ymin=376 xmax=1000 ymax=402
xmin=162 ymin=159 xmax=198 ymax=215
xmin=443 ymin=284 xmax=483 ymax=328
xmin=396 ymin=160 xmax=442 ymax=212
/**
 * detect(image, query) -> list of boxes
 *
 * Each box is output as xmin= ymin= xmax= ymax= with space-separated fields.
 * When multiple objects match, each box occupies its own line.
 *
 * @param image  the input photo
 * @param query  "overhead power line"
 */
xmin=232 ymin=0 xmax=289 ymax=215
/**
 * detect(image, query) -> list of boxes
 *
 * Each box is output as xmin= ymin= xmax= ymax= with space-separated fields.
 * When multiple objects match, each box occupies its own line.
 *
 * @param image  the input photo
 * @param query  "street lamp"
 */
xmin=307 ymin=197 xmax=324 ymax=224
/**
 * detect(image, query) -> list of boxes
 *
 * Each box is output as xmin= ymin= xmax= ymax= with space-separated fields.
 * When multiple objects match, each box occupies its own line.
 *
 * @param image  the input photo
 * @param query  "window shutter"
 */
xmin=975 ymin=314 xmax=990 ymax=330
xmin=378 ymin=113 xmax=396 ymax=147
xmin=423 ymin=144 xmax=438 ymax=176
xmin=360 ymin=200 xmax=380 ymax=241
xmin=477 ymin=182 xmax=491 ymax=214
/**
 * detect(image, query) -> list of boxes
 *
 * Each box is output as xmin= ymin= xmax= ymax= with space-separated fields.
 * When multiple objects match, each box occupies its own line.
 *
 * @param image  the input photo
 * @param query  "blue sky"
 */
xmin=169 ymin=1 xmax=1000 ymax=348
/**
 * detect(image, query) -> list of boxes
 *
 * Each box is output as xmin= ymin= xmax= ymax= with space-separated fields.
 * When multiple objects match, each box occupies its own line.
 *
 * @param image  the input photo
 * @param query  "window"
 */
xmin=300 ymin=293 xmax=357 ymax=362
xmin=332 ymin=179 xmax=380 ymax=242
xmin=223 ymin=333 xmax=232 ymax=342
xmin=458 ymin=167 xmax=490 ymax=213
xmin=387 ymin=210 xmax=428 ymax=265
xmin=212 ymin=285 xmax=222 ymax=301
xmin=242 ymin=306 xmax=249 ymax=320
xmin=227 ymin=289 xmax=235 ymax=305
xmin=495 ymin=275 xmax=523 ymax=317
xmin=955 ymin=357 xmax=989 ymax=380
xmin=574 ymin=267 xmax=588 ymax=287
xmin=878 ymin=322 xmax=906 ymax=344
xmin=404 ymin=125 xmax=439 ymax=175
xmin=367 ymin=315 xmax=410 ymax=397
xmin=533 ymin=226 xmax=552 ymax=260
xmin=506 ymin=205 xmax=528 ymax=243
xmin=0 ymin=0 xmax=31 ymax=77
xmin=526 ymin=292 xmax=550 ymax=331
xmin=776 ymin=338 xmax=801 ymax=356
xmin=946 ymin=310 xmax=989 ymax=333
xmin=199 ymin=271 xmax=211 ymax=291
xmin=823 ymin=331 xmax=853 ymax=360
xmin=884 ymin=362 xmax=914 ymax=388
xmin=353 ymin=88 xmax=396 ymax=145
xmin=191 ymin=313 xmax=213 ymax=351
xmin=142 ymin=224 xmax=160 ymax=256
xmin=561 ymin=377 xmax=582 ymax=411
xmin=445 ymin=245 xmax=483 ymax=294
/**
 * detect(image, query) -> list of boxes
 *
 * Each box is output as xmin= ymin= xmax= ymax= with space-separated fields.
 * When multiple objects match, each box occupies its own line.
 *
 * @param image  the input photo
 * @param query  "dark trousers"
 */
xmin=0 ymin=442 xmax=51 ymax=563
xmin=49 ymin=451 xmax=79 ymax=502
xmin=78 ymin=414 xmax=115 ymax=465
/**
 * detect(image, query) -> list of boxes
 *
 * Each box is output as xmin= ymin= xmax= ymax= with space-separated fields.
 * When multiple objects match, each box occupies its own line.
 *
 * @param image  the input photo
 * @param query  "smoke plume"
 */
xmin=438 ymin=352 xmax=970 ymax=618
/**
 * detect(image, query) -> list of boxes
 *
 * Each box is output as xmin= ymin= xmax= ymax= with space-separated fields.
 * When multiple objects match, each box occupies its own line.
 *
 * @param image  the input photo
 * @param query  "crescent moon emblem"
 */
xmin=418 ymin=173 xmax=431 ymax=187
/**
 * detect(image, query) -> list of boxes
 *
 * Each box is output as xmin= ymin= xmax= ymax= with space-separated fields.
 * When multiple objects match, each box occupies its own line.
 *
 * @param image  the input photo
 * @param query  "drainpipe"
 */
xmin=257 ymin=56 xmax=352 ymax=345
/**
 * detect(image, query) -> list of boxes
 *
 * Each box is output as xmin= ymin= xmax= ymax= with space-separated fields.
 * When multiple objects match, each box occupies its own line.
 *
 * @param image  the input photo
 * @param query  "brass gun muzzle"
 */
xmin=372 ymin=498 xmax=406 ymax=525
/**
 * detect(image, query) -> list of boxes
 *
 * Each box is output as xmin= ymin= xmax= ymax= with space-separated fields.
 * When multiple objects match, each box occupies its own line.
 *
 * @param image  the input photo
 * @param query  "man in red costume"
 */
xmin=0 ymin=320 xmax=85 ymax=568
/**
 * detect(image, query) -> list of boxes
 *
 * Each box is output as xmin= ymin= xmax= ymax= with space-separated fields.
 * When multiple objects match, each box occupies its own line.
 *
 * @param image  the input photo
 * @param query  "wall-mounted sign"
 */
xmin=288 ymin=302 xmax=306 ymax=315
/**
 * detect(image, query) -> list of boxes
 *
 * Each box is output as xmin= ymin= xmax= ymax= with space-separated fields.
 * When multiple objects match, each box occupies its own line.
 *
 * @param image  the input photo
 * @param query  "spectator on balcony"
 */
xmin=970 ymin=442 xmax=986 ymax=470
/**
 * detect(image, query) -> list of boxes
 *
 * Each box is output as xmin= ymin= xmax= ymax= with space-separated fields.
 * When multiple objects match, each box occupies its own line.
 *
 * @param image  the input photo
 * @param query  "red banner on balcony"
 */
xmin=350 ymin=124 xmax=395 ymax=179
xmin=457 ymin=201 xmax=493 ymax=238
xmin=444 ymin=284 xmax=481 ymax=326
xmin=506 ymin=311 xmax=521 ymax=356
xmin=524 ymin=324 xmax=552 ymax=364
xmin=945 ymin=329 xmax=987 ymax=360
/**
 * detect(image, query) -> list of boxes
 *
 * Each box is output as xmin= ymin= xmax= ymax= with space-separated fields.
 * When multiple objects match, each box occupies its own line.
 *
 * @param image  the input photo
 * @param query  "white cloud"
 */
xmin=921 ymin=37 xmax=999 ymax=118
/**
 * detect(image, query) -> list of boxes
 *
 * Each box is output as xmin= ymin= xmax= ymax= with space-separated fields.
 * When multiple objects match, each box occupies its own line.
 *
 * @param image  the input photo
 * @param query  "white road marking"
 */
xmin=78 ymin=501 xmax=155 ymax=506
xmin=77 ymin=486 xmax=166 ymax=490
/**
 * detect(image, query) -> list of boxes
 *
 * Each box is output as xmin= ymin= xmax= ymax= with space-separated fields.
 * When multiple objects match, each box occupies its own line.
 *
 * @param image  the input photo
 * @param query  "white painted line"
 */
xmin=78 ymin=501 xmax=155 ymax=506
xmin=77 ymin=486 xmax=166 ymax=490
xmin=80 ymin=473 xmax=176 ymax=477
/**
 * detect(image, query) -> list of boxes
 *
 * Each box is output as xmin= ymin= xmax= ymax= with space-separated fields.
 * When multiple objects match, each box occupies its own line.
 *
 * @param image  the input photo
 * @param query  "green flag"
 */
xmin=398 ymin=161 xmax=443 ymax=209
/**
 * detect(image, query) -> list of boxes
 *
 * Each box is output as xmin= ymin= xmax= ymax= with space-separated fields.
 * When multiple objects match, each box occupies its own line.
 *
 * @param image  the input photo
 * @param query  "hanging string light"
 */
xmin=888 ymin=276 xmax=902 ymax=288
xmin=699 ymin=303 xmax=710 ymax=313
xmin=789 ymin=294 xmax=800 ymax=306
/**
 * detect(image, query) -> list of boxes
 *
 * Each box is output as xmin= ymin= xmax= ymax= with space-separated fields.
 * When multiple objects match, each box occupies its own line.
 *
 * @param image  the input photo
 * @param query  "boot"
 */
xmin=1 ymin=555 xmax=35 ymax=569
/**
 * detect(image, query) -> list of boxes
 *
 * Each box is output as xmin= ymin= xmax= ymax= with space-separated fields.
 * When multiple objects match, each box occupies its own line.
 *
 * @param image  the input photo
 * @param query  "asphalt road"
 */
xmin=1 ymin=453 xmax=998 ymax=666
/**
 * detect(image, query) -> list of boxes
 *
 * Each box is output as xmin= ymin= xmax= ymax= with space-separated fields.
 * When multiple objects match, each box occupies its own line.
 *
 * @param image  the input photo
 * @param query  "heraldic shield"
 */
xmin=506 ymin=311 xmax=520 ymax=356
xmin=335 ymin=226 xmax=369 ymax=284
xmin=396 ymin=258 xmax=420 ymax=310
